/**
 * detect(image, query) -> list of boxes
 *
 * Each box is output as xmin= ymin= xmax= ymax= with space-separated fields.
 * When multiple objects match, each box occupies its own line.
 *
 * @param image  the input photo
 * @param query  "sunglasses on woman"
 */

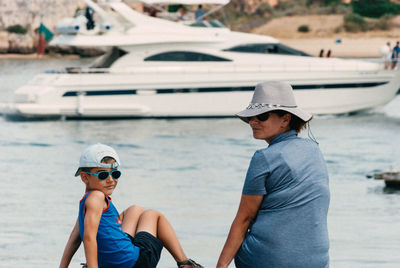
xmin=85 ymin=170 xmax=122 ymax=181
xmin=247 ymin=112 xmax=270 ymax=122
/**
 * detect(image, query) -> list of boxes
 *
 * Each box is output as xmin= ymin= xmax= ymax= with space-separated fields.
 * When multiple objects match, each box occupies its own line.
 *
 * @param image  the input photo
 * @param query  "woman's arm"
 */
xmin=217 ymin=194 xmax=263 ymax=268
xmin=83 ymin=191 xmax=105 ymax=268
xmin=59 ymin=218 xmax=82 ymax=268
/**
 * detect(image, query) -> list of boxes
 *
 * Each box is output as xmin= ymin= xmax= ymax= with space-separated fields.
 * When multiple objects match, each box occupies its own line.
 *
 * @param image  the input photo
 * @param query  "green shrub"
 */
xmin=344 ymin=13 xmax=368 ymax=32
xmin=6 ymin=24 xmax=28 ymax=34
xmin=324 ymin=0 xmax=341 ymax=4
xmin=298 ymin=25 xmax=310 ymax=32
xmin=255 ymin=3 xmax=273 ymax=16
xmin=334 ymin=25 xmax=343 ymax=33
xmin=275 ymin=0 xmax=309 ymax=16
xmin=369 ymin=14 xmax=393 ymax=30
xmin=352 ymin=0 xmax=400 ymax=18
xmin=313 ymin=3 xmax=351 ymax=15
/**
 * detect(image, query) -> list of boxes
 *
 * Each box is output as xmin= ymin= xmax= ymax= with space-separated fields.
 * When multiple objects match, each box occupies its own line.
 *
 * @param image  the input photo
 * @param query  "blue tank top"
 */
xmin=79 ymin=191 xmax=140 ymax=268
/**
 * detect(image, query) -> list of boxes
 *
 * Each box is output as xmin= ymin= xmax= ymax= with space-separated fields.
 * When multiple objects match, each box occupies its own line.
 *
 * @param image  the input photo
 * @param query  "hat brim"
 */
xmin=236 ymin=106 xmax=312 ymax=123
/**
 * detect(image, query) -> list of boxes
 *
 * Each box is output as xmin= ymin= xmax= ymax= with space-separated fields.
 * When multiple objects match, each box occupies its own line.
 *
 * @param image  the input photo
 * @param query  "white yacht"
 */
xmin=5 ymin=0 xmax=400 ymax=119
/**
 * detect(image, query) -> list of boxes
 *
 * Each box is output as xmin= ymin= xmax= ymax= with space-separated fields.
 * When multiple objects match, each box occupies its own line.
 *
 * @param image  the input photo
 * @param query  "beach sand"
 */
xmin=252 ymin=14 xmax=400 ymax=58
xmin=280 ymin=37 xmax=397 ymax=58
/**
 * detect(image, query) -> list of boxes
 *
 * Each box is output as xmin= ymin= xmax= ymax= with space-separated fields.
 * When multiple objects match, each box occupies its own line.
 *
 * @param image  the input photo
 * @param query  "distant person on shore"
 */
xmin=326 ymin=49 xmax=332 ymax=58
xmin=380 ymin=42 xmax=391 ymax=69
xmin=59 ymin=143 xmax=203 ymax=268
xmin=217 ymin=81 xmax=330 ymax=268
xmin=319 ymin=49 xmax=324 ymax=57
xmin=195 ymin=5 xmax=205 ymax=21
xmin=85 ymin=5 xmax=95 ymax=30
xmin=149 ymin=7 xmax=158 ymax=17
xmin=178 ymin=6 xmax=188 ymax=21
xmin=391 ymin=41 xmax=400 ymax=70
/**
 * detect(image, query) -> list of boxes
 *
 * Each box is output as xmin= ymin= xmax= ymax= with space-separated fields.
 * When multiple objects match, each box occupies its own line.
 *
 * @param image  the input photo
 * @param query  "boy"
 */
xmin=60 ymin=143 xmax=202 ymax=268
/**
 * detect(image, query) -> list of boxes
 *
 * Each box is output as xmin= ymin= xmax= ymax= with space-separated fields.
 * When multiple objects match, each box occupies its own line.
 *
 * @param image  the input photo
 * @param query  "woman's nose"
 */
xmin=249 ymin=116 xmax=258 ymax=124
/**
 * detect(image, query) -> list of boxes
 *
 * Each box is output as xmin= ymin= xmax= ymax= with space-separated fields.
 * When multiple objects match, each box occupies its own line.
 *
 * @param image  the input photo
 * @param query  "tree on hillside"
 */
xmin=306 ymin=0 xmax=340 ymax=6
xmin=352 ymin=0 xmax=400 ymax=18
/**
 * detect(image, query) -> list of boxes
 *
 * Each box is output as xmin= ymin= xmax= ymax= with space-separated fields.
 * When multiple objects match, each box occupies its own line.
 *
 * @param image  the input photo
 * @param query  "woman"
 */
xmin=217 ymin=81 xmax=330 ymax=268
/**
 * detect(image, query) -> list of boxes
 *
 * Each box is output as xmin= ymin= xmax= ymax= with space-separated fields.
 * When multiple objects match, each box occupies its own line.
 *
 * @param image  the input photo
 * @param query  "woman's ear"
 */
xmin=281 ymin=113 xmax=291 ymax=128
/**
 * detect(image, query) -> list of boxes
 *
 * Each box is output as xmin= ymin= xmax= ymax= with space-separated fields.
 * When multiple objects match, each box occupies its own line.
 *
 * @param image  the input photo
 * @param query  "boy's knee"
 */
xmin=143 ymin=209 xmax=162 ymax=217
xmin=124 ymin=205 xmax=144 ymax=217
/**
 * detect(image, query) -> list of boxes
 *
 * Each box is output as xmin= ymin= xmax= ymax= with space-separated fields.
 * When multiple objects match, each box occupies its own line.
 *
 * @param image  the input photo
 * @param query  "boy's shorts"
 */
xmin=128 ymin=231 xmax=164 ymax=268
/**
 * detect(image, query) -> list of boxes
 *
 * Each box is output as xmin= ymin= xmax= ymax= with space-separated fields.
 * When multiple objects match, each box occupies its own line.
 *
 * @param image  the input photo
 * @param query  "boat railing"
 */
xmin=44 ymin=67 xmax=111 ymax=74
xmin=51 ymin=59 xmax=391 ymax=75
xmin=121 ymin=60 xmax=387 ymax=74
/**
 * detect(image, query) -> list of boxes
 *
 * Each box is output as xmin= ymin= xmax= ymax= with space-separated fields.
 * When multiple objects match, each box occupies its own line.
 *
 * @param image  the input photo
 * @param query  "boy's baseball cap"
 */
xmin=74 ymin=143 xmax=120 ymax=177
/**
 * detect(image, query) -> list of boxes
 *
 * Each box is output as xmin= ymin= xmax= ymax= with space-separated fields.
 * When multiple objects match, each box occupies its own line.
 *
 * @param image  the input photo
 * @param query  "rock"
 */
xmin=0 ymin=31 xmax=9 ymax=53
xmin=0 ymin=0 xmax=80 ymax=54
xmin=0 ymin=0 xmax=79 ymax=31
xmin=73 ymin=46 xmax=107 ymax=57
xmin=49 ymin=45 xmax=107 ymax=57
xmin=230 ymin=0 xmax=278 ymax=14
xmin=8 ymin=33 xmax=35 ymax=54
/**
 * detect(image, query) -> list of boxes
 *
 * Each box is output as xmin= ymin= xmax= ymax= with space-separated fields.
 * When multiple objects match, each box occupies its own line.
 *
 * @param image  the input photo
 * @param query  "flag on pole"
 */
xmin=37 ymin=23 xmax=54 ymax=55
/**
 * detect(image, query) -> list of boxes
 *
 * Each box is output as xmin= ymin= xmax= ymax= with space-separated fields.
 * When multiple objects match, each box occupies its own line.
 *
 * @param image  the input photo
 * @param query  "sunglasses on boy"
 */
xmin=85 ymin=170 xmax=122 ymax=181
xmin=247 ymin=112 xmax=270 ymax=122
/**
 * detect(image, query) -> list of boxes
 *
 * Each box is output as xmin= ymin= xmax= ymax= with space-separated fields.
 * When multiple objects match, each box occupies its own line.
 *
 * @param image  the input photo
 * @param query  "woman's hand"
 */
xmin=216 ymin=194 xmax=263 ymax=268
xmin=59 ymin=218 xmax=82 ymax=268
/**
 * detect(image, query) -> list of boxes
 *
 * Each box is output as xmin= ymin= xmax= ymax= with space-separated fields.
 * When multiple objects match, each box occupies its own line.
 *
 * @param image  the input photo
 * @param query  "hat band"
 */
xmin=246 ymin=103 xmax=298 ymax=110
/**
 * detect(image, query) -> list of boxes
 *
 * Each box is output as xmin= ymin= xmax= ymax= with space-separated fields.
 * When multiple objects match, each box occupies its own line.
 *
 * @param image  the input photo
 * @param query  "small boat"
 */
xmin=3 ymin=0 xmax=400 ymax=119
xmin=374 ymin=170 xmax=400 ymax=188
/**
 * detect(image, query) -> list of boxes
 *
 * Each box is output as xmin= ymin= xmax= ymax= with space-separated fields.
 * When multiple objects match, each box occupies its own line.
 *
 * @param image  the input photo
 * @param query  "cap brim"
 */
xmin=74 ymin=168 xmax=82 ymax=177
xmin=236 ymin=106 xmax=312 ymax=124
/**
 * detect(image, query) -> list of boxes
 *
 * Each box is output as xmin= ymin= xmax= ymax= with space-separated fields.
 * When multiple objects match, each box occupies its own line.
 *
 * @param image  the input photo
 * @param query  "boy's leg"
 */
xmin=136 ymin=209 xmax=187 ymax=263
xmin=121 ymin=205 xmax=145 ymax=236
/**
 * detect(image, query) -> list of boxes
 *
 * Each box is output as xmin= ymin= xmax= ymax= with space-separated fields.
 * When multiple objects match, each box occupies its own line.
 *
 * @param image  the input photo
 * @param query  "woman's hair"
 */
xmin=81 ymin=157 xmax=116 ymax=172
xmin=270 ymin=110 xmax=310 ymax=133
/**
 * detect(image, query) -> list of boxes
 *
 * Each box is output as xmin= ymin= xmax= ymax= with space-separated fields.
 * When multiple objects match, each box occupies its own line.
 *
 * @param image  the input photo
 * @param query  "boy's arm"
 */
xmin=83 ymin=191 xmax=106 ymax=268
xmin=60 ymin=218 xmax=82 ymax=268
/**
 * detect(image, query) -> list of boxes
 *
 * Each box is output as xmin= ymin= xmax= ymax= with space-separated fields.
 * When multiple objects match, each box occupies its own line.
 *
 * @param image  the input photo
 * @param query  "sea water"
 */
xmin=1 ymin=58 xmax=400 ymax=268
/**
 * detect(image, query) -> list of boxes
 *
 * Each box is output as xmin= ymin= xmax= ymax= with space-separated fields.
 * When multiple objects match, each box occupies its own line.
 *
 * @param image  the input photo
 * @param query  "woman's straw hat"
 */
xmin=236 ymin=81 xmax=312 ymax=123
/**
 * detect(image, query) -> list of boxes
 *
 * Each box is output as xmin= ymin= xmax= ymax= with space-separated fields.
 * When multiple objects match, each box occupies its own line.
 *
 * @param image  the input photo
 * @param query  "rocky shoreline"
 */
xmin=0 ymin=30 xmax=106 ymax=56
xmin=0 ymin=0 xmax=97 ymax=55
xmin=0 ymin=31 xmax=35 ymax=54
xmin=1 ymin=0 xmax=397 ymax=58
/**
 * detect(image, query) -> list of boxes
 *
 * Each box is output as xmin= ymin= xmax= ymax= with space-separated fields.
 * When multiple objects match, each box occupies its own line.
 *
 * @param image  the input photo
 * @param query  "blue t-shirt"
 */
xmin=79 ymin=191 xmax=140 ymax=268
xmin=392 ymin=45 xmax=400 ymax=58
xmin=195 ymin=9 xmax=205 ymax=21
xmin=235 ymin=130 xmax=330 ymax=268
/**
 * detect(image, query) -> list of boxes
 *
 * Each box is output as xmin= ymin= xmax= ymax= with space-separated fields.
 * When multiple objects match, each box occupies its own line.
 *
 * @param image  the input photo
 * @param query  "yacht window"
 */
xmin=144 ymin=51 xmax=231 ymax=61
xmin=189 ymin=20 xmax=225 ymax=28
xmin=224 ymin=43 xmax=310 ymax=56
xmin=190 ymin=21 xmax=208 ymax=27
xmin=209 ymin=20 xmax=225 ymax=28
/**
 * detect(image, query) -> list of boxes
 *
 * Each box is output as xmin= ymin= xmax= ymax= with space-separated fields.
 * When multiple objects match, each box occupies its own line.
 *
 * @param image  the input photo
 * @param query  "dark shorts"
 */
xmin=127 ymin=231 xmax=164 ymax=268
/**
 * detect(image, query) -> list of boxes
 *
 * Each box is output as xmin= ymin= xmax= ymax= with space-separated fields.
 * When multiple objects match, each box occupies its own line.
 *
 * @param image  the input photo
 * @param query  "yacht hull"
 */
xmin=11 ymin=0 xmax=396 ymax=119
xmin=7 ymin=69 xmax=400 ymax=119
